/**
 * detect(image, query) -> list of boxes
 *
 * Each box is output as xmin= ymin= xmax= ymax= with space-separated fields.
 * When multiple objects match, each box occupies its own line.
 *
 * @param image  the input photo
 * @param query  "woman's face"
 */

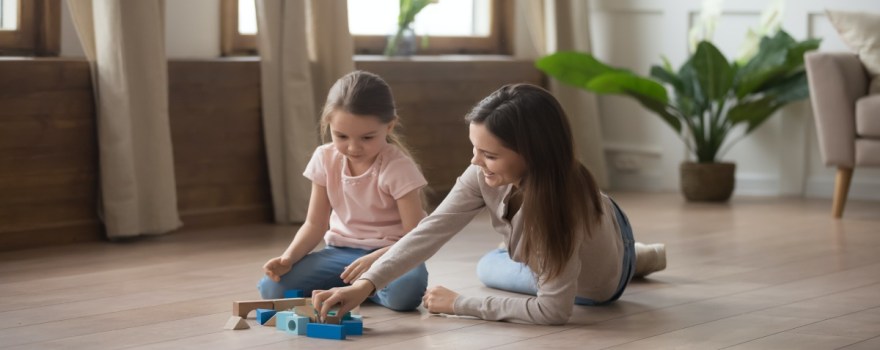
xmin=469 ymin=123 xmax=528 ymax=188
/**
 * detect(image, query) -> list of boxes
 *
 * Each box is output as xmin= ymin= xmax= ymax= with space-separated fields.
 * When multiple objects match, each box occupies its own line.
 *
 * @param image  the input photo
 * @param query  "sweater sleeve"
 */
xmin=360 ymin=165 xmax=487 ymax=291
xmin=452 ymin=238 xmax=582 ymax=325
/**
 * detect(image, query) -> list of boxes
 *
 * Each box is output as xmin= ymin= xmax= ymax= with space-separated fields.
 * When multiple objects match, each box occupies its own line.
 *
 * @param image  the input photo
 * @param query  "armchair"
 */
xmin=805 ymin=52 xmax=880 ymax=218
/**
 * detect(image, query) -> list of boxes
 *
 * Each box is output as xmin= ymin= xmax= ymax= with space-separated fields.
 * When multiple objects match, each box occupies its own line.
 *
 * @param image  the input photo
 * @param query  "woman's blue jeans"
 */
xmin=476 ymin=199 xmax=636 ymax=305
xmin=257 ymin=246 xmax=428 ymax=311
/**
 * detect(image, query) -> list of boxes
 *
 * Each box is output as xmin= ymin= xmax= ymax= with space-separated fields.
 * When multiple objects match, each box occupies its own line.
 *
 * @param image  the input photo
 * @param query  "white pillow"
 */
xmin=826 ymin=10 xmax=880 ymax=94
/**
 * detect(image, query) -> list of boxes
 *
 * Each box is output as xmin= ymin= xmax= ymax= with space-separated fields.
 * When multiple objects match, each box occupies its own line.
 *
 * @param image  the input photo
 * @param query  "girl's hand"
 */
xmin=422 ymin=285 xmax=459 ymax=314
xmin=340 ymin=250 xmax=382 ymax=284
xmin=313 ymin=279 xmax=375 ymax=321
xmin=263 ymin=256 xmax=293 ymax=282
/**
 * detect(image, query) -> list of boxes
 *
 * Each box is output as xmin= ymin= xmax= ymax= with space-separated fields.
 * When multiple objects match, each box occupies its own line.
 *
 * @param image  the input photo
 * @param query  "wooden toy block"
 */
xmin=284 ymin=314 xmax=309 ymax=336
xmin=264 ymin=313 xmax=277 ymax=326
xmin=283 ymin=289 xmax=304 ymax=298
xmin=322 ymin=314 xmax=342 ymax=325
xmin=306 ymin=323 xmax=346 ymax=340
xmin=256 ymin=309 xmax=277 ymax=325
xmin=273 ymin=298 xmax=306 ymax=311
xmin=223 ymin=316 xmax=250 ymax=330
xmin=274 ymin=311 xmax=295 ymax=331
xmin=342 ymin=319 xmax=363 ymax=336
xmin=233 ymin=300 xmax=274 ymax=318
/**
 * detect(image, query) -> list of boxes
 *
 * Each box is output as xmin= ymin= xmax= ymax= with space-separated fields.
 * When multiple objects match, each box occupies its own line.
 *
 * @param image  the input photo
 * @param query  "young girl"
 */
xmin=258 ymin=71 xmax=429 ymax=311
xmin=313 ymin=84 xmax=666 ymax=324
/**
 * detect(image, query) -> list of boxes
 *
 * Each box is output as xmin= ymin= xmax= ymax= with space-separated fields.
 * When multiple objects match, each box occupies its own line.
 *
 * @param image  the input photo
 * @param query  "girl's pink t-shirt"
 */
xmin=304 ymin=143 xmax=427 ymax=250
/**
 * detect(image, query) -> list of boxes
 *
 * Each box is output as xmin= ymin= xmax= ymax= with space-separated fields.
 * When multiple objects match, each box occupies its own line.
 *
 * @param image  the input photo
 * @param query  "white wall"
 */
xmin=60 ymin=0 xmax=221 ymax=58
xmin=590 ymin=0 xmax=880 ymax=200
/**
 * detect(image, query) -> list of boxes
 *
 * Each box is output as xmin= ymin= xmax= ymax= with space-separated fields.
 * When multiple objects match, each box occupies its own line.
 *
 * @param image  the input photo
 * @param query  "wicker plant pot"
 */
xmin=679 ymin=162 xmax=736 ymax=202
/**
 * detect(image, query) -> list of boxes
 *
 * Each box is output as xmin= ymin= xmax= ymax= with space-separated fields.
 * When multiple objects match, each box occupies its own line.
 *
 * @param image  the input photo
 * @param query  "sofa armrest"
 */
xmin=805 ymin=52 xmax=869 ymax=167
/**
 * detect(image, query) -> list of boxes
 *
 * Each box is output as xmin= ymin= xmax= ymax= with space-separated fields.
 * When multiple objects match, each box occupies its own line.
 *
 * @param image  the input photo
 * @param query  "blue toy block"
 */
xmin=283 ymin=289 xmax=304 ymax=298
xmin=283 ymin=314 xmax=309 ymax=336
xmin=342 ymin=319 xmax=363 ymax=336
xmin=256 ymin=309 xmax=277 ymax=325
xmin=274 ymin=311 xmax=294 ymax=331
xmin=306 ymin=323 xmax=346 ymax=340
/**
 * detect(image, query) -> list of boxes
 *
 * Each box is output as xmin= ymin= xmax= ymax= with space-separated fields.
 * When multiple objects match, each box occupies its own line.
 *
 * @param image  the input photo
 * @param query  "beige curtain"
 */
xmin=255 ymin=0 xmax=355 ymax=223
xmin=514 ymin=0 xmax=609 ymax=189
xmin=67 ymin=0 xmax=181 ymax=239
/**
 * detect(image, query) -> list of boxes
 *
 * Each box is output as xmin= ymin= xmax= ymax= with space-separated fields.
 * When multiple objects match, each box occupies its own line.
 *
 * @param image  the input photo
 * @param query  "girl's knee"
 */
xmin=379 ymin=267 xmax=428 ymax=311
xmin=256 ymin=276 xmax=284 ymax=299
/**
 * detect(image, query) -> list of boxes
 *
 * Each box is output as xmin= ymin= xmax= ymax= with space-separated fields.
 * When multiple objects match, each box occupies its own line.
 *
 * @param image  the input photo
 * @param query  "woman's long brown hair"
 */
xmin=465 ymin=84 xmax=603 ymax=281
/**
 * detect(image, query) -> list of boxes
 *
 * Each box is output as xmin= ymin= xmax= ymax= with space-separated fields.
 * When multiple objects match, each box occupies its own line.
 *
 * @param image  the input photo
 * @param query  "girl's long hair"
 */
xmin=319 ymin=70 xmax=415 ymax=160
xmin=465 ymin=84 xmax=603 ymax=281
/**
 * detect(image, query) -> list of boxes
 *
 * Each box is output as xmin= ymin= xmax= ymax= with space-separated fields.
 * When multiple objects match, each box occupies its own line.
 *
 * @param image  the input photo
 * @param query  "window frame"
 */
xmin=220 ymin=0 xmax=256 ymax=56
xmin=0 ymin=0 xmax=60 ymax=56
xmin=220 ymin=0 xmax=512 ymax=56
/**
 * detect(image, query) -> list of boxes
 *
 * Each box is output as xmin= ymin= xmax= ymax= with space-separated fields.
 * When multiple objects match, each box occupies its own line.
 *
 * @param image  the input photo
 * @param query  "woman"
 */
xmin=313 ymin=84 xmax=666 ymax=325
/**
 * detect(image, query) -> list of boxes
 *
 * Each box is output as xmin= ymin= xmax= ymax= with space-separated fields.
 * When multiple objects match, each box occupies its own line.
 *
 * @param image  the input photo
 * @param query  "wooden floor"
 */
xmin=1 ymin=193 xmax=879 ymax=349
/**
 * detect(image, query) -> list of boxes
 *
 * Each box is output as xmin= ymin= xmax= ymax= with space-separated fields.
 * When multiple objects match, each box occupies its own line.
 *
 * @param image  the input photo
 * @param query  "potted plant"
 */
xmin=535 ymin=1 xmax=820 ymax=201
xmin=384 ymin=0 xmax=436 ymax=56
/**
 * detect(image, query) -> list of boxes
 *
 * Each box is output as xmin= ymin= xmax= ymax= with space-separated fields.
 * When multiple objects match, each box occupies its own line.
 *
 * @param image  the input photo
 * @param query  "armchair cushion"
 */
xmin=856 ymin=95 xmax=880 ymax=138
xmin=827 ymin=10 xmax=880 ymax=94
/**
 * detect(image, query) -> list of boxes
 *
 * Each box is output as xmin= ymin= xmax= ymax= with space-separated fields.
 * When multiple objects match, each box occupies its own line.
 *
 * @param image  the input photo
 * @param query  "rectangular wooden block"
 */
xmin=272 ymin=298 xmax=306 ymax=311
xmin=233 ymin=300 xmax=274 ymax=318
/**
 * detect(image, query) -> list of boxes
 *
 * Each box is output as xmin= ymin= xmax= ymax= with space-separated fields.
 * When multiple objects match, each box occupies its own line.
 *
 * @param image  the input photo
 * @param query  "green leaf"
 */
xmin=536 ymin=51 xmax=624 ymax=88
xmin=650 ymin=65 xmax=684 ymax=94
xmin=629 ymin=92 xmax=682 ymax=134
xmin=692 ymin=41 xmax=735 ymax=102
xmin=586 ymin=72 xmax=669 ymax=104
xmin=727 ymin=96 xmax=781 ymax=134
xmin=761 ymin=70 xmax=810 ymax=104
xmin=735 ymin=30 xmax=795 ymax=98
xmin=678 ymin=59 xmax=707 ymax=113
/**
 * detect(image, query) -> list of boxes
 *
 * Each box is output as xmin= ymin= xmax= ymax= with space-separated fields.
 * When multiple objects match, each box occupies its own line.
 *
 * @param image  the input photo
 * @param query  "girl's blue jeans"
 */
xmin=476 ymin=198 xmax=636 ymax=305
xmin=257 ymin=245 xmax=428 ymax=311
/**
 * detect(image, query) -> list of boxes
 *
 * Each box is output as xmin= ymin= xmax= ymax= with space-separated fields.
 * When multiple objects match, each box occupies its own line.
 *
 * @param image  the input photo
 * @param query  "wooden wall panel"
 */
xmin=0 ymin=59 xmax=272 ymax=251
xmin=168 ymin=60 xmax=273 ymax=229
xmin=355 ymin=58 xmax=544 ymax=204
xmin=0 ymin=60 xmax=101 ymax=250
xmin=0 ymin=57 xmax=541 ymax=251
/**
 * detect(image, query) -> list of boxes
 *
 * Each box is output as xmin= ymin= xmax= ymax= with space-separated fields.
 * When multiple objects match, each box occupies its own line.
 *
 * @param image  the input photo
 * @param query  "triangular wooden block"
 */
xmin=224 ymin=316 xmax=250 ymax=330
xmin=264 ymin=314 xmax=277 ymax=326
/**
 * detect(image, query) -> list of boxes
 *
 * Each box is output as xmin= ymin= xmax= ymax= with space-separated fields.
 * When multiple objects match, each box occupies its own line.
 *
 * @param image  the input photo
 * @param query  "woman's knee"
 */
xmin=476 ymin=249 xmax=505 ymax=288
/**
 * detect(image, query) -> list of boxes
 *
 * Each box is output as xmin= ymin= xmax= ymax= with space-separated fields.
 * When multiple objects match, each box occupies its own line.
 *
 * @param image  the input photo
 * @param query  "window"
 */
xmin=220 ymin=0 xmax=511 ymax=56
xmin=221 ymin=0 xmax=257 ymax=55
xmin=0 ymin=0 xmax=59 ymax=56
xmin=349 ymin=0 xmax=509 ymax=54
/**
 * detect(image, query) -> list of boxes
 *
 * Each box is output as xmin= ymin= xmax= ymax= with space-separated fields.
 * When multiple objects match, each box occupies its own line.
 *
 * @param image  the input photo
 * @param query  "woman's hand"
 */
xmin=422 ymin=285 xmax=459 ymax=314
xmin=340 ymin=249 xmax=384 ymax=284
xmin=313 ymin=279 xmax=375 ymax=321
xmin=263 ymin=256 xmax=293 ymax=282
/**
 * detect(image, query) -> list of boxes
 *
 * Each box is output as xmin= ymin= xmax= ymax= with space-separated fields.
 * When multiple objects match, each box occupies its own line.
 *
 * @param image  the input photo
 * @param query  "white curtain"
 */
xmin=67 ymin=0 xmax=181 ymax=238
xmin=255 ymin=0 xmax=355 ymax=223
xmin=514 ymin=0 xmax=609 ymax=189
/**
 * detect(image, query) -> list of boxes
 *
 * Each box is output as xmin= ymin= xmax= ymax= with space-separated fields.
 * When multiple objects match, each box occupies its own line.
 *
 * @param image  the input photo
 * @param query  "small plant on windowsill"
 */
xmin=536 ymin=0 xmax=820 ymax=201
xmin=384 ymin=0 xmax=437 ymax=56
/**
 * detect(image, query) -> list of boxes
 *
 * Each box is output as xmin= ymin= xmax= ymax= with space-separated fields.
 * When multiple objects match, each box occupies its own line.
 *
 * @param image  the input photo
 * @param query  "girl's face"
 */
xmin=469 ymin=123 xmax=528 ymax=188
xmin=329 ymin=110 xmax=393 ymax=167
